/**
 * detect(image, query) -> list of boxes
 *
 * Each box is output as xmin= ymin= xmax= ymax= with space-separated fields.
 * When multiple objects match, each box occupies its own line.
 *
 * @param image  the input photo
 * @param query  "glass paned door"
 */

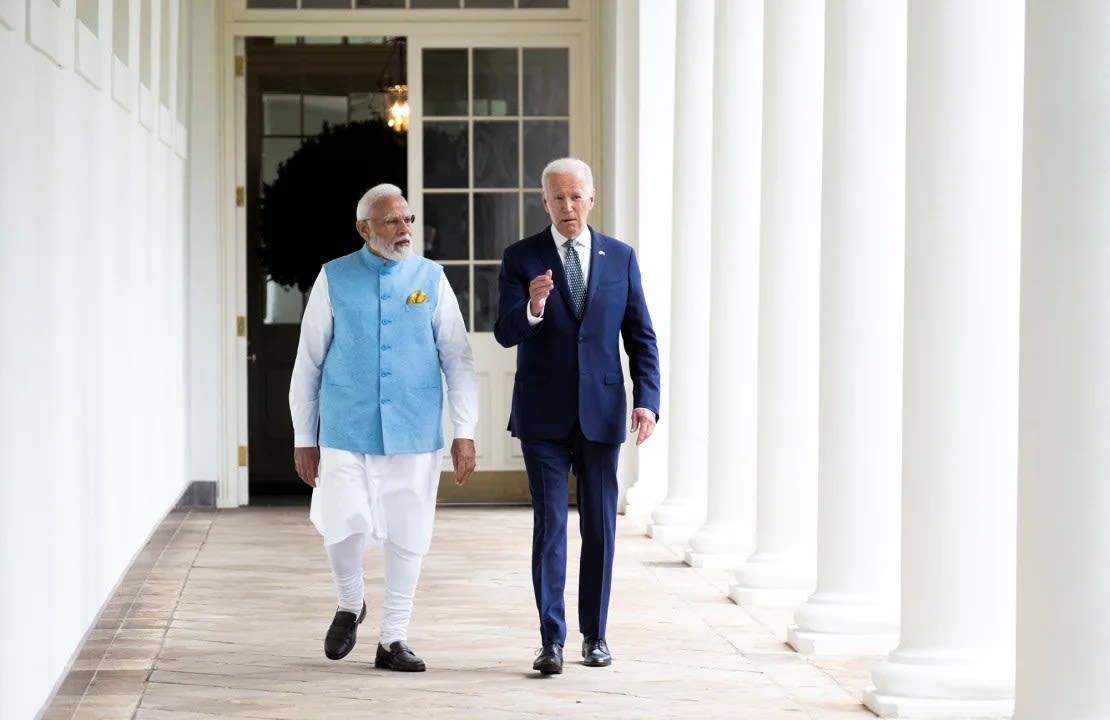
xmin=420 ymin=46 xmax=569 ymax=332
xmin=413 ymin=38 xmax=579 ymax=475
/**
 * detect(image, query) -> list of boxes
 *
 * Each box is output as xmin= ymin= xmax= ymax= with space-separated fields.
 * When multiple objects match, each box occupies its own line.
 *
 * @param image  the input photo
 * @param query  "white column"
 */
xmin=787 ymin=0 xmax=905 ymax=655
xmin=647 ymin=0 xmax=713 ymax=543
xmin=729 ymin=0 xmax=824 ymax=607
xmin=863 ymin=1 xmax=1023 ymax=717
xmin=1014 ymin=2 xmax=1110 ymax=718
xmin=684 ymin=0 xmax=763 ymax=569
xmin=621 ymin=0 xmax=677 ymax=524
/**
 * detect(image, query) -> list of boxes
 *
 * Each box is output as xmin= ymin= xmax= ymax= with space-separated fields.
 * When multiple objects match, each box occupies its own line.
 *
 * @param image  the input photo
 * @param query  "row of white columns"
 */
xmin=630 ymin=0 xmax=1110 ymax=717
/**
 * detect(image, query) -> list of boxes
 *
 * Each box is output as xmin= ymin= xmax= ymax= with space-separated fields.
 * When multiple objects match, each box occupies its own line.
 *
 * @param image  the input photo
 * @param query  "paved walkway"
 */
xmin=44 ymin=506 xmax=879 ymax=719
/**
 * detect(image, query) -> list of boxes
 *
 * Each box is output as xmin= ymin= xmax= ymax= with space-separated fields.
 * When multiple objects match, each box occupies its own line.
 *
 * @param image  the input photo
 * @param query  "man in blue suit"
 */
xmin=495 ymin=157 xmax=661 ymax=675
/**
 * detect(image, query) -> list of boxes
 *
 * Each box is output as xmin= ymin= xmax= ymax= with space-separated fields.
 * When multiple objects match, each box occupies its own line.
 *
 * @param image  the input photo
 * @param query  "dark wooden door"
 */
xmin=246 ymin=37 xmax=407 ymax=498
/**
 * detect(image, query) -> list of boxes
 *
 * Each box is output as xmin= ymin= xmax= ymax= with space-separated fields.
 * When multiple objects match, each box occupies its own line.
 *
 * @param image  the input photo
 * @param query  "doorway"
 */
xmin=226 ymin=5 xmax=596 ymax=507
xmin=246 ymin=36 xmax=409 ymax=499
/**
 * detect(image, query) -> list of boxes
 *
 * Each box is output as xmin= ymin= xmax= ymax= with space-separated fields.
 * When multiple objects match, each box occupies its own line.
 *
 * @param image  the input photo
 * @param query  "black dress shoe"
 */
xmin=375 ymin=641 xmax=426 ymax=672
xmin=582 ymin=637 xmax=611 ymax=667
xmin=533 ymin=643 xmax=563 ymax=675
xmin=324 ymin=602 xmax=367 ymax=660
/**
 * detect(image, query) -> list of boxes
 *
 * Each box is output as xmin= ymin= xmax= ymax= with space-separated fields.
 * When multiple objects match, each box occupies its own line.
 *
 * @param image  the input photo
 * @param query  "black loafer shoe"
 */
xmin=375 ymin=641 xmax=426 ymax=672
xmin=533 ymin=643 xmax=563 ymax=675
xmin=582 ymin=637 xmax=611 ymax=667
xmin=324 ymin=602 xmax=367 ymax=660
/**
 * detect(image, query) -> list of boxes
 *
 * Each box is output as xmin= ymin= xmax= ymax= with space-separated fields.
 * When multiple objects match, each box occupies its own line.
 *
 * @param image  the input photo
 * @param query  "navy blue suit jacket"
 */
xmin=494 ymin=226 xmax=661 ymax=444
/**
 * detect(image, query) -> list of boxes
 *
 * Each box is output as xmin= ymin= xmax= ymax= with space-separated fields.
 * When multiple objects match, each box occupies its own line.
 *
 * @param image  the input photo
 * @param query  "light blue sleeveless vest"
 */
xmin=318 ymin=246 xmax=444 ymax=455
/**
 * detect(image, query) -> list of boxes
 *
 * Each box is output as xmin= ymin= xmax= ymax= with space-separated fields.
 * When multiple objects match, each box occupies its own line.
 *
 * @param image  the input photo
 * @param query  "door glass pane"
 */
xmin=247 ymin=0 xmax=297 ymax=7
xmin=473 ymin=121 xmax=518 ymax=187
xmin=348 ymin=92 xmax=375 ymax=122
xmin=523 ymin=120 xmax=568 ymax=188
xmin=465 ymin=0 xmax=512 ymax=6
xmin=261 ymin=138 xmax=303 ymax=186
xmin=522 ymin=48 xmax=568 ymax=116
xmin=474 ymin=193 xmax=518 ymax=260
xmin=473 ymin=49 xmax=517 ymax=117
xmin=518 ymin=0 xmax=569 ymax=6
xmin=411 ymin=0 xmax=460 ymax=7
xmin=443 ymin=266 xmax=470 ymax=331
xmin=303 ymin=95 xmax=349 ymax=134
xmin=301 ymin=0 xmax=352 ymax=7
xmin=264 ymin=280 xmax=304 ymax=324
xmin=423 ymin=50 xmax=468 ymax=116
xmin=356 ymin=0 xmax=404 ymax=6
xmin=473 ymin=266 xmax=500 ymax=331
xmin=263 ymin=93 xmax=302 ymax=135
xmin=524 ymin=191 xmax=548 ymax=233
xmin=424 ymin=122 xmax=468 ymax=187
xmin=423 ymin=194 xmax=469 ymax=261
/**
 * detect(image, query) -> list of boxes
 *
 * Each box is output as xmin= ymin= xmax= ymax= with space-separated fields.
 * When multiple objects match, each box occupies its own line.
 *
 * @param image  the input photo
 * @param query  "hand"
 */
xmin=451 ymin=438 xmax=476 ymax=486
xmin=529 ymin=269 xmax=554 ymax=317
xmin=293 ymin=446 xmax=320 ymax=487
xmin=629 ymin=408 xmax=657 ymax=446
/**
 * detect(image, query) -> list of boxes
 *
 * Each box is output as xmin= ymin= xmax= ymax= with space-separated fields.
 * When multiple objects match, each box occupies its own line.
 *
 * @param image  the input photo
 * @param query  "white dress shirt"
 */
xmin=289 ymin=266 xmax=479 ymax=449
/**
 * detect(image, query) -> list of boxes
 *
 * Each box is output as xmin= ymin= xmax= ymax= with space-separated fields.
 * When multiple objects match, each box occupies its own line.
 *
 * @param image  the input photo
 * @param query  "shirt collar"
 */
xmin=550 ymin=224 xmax=592 ymax=251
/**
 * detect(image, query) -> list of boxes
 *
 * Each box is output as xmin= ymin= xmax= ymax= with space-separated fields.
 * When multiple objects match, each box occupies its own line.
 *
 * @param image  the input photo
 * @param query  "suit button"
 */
xmin=578 ymin=336 xmax=585 ymax=343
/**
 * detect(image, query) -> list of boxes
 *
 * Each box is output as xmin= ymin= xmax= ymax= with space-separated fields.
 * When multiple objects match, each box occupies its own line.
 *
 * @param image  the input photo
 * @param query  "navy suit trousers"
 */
xmin=521 ymin=427 xmax=620 ymax=647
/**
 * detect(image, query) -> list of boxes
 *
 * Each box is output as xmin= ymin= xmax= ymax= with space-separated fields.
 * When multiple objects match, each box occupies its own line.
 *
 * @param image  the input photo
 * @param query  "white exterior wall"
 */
xmin=0 ymin=2 xmax=191 ymax=717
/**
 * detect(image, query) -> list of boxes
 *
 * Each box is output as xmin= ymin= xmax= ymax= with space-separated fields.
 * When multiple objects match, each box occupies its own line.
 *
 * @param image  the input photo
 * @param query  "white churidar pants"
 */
xmin=313 ymin=448 xmax=441 ymax=645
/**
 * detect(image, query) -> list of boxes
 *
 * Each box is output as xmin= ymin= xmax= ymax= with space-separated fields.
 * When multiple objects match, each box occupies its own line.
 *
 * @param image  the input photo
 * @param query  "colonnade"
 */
xmin=627 ymin=1 xmax=1110 ymax=716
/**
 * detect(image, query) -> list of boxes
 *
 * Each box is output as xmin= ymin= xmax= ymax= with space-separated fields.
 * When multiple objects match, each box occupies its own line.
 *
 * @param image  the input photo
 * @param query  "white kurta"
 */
xmin=289 ymin=266 xmax=478 ymax=552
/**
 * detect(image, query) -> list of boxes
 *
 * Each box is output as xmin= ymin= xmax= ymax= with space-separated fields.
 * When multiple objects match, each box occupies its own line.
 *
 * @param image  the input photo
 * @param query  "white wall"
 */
xmin=0 ymin=1 xmax=190 ymax=717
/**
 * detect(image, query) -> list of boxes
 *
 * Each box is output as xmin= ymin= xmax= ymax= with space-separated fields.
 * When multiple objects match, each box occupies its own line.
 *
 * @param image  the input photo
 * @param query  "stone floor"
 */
xmin=42 ymin=506 xmax=881 ymax=719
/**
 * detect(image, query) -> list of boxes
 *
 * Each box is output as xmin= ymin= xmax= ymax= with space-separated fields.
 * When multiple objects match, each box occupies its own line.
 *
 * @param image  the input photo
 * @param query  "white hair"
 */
xmin=541 ymin=157 xmax=594 ymax=193
xmin=355 ymin=183 xmax=404 ymax=221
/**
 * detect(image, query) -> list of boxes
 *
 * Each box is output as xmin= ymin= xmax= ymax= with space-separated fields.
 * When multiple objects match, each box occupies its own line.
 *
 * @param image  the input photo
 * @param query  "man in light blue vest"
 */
xmin=289 ymin=183 xmax=478 ymax=672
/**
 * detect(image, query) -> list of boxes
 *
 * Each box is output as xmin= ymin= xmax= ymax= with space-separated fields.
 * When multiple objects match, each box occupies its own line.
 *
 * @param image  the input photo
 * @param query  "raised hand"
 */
xmin=529 ymin=269 xmax=554 ymax=317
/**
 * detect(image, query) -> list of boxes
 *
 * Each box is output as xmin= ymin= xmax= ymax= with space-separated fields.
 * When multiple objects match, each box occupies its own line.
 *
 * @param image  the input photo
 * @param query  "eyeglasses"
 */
xmin=374 ymin=214 xmax=416 ymax=228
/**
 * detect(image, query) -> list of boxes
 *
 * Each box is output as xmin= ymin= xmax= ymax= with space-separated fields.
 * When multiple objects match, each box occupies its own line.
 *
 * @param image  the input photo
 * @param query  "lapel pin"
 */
xmin=598 ymin=250 xmax=605 ymax=256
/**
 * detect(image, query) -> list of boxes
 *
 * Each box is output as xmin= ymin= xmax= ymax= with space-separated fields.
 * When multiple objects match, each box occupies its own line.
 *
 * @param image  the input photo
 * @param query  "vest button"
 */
xmin=381 ymin=345 xmax=390 ymax=351
xmin=381 ymin=319 xmax=391 ymax=325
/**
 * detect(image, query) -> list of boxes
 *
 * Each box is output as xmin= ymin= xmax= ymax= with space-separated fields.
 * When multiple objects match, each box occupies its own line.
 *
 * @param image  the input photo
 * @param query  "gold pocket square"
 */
xmin=406 ymin=290 xmax=428 ymax=304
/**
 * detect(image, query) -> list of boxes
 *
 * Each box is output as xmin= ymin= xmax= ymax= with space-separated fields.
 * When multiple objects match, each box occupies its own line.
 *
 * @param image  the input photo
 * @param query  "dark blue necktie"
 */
xmin=564 ymin=240 xmax=586 ymax=319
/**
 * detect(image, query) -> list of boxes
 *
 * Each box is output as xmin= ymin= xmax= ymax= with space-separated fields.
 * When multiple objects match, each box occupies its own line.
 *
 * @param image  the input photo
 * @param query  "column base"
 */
xmin=864 ymin=650 xmax=1014 ymax=718
xmin=789 ymin=592 xmax=898 ymax=654
xmin=647 ymin=522 xmax=698 ymax=544
xmin=787 ymin=626 xmax=897 ymax=655
xmin=685 ymin=550 xmax=741 ymax=568
xmin=623 ymin=484 xmax=664 ymax=524
xmin=862 ymin=688 xmax=1013 ymax=719
xmin=729 ymin=553 xmax=814 ymax=606
xmin=729 ymin=584 xmax=810 ymax=607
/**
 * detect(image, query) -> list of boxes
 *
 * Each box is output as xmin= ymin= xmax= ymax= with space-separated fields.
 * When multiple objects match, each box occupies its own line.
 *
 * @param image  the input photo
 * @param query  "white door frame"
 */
xmin=215 ymin=1 xmax=602 ymax=507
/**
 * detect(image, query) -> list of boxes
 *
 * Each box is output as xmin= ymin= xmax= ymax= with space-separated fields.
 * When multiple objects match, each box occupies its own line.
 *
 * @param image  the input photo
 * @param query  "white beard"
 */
xmin=369 ymin=234 xmax=413 ymax=261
